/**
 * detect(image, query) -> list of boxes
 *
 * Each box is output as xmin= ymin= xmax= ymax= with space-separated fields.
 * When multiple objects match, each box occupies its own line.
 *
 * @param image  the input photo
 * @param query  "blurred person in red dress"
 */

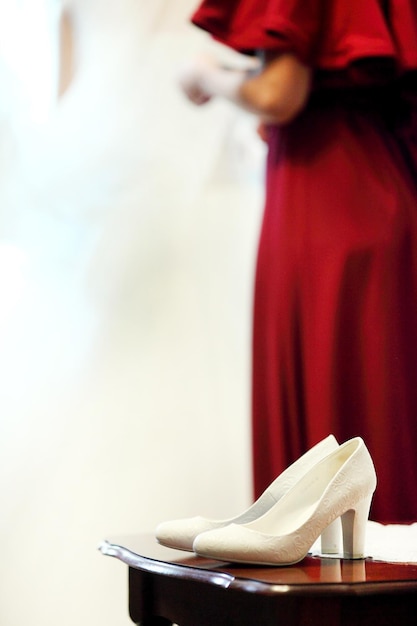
xmin=180 ymin=0 xmax=417 ymax=523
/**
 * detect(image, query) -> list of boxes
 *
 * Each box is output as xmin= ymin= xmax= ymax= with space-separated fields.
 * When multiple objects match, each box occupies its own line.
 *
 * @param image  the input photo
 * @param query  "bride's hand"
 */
xmin=177 ymin=55 xmax=219 ymax=105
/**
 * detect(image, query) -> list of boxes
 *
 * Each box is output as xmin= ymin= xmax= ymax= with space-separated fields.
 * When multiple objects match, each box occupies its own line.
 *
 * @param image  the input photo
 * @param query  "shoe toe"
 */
xmin=193 ymin=524 xmax=269 ymax=563
xmin=194 ymin=524 xmax=308 ymax=566
xmin=156 ymin=516 xmax=223 ymax=551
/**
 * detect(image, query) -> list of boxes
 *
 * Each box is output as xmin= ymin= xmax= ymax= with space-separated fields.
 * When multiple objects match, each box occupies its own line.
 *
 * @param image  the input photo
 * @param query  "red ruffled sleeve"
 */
xmin=191 ymin=0 xmax=323 ymax=62
xmin=390 ymin=1 xmax=417 ymax=70
xmin=191 ymin=0 xmax=417 ymax=73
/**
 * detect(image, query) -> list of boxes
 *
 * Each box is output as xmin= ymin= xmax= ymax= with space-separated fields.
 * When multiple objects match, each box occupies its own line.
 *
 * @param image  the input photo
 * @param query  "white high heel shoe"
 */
xmin=156 ymin=435 xmax=340 ymax=551
xmin=193 ymin=437 xmax=376 ymax=566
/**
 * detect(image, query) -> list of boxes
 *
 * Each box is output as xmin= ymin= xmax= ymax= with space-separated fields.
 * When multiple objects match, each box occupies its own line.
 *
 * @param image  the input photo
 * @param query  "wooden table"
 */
xmin=99 ymin=534 xmax=417 ymax=626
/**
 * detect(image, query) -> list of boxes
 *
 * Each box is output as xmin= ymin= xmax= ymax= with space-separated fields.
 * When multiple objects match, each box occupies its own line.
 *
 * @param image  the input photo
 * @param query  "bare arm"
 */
xmin=179 ymin=52 xmax=312 ymax=125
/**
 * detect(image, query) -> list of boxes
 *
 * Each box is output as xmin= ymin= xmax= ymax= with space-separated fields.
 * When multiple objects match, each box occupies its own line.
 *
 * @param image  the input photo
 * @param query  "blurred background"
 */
xmin=0 ymin=1 xmax=265 ymax=625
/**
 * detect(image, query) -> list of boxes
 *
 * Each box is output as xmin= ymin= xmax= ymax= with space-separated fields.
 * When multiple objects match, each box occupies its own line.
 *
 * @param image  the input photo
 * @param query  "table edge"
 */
xmin=99 ymin=540 xmax=417 ymax=597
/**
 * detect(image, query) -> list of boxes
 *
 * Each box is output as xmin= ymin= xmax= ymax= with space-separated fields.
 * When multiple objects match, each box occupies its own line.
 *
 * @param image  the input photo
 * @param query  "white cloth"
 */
xmin=365 ymin=521 xmax=417 ymax=562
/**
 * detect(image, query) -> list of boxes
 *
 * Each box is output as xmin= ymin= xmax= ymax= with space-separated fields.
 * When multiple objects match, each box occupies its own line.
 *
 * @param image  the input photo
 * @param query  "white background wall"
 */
xmin=0 ymin=1 xmax=264 ymax=625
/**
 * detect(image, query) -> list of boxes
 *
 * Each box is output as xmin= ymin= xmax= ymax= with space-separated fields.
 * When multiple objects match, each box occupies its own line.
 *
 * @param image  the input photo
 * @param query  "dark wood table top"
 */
xmin=100 ymin=534 xmax=417 ymax=625
xmin=100 ymin=533 xmax=417 ymax=596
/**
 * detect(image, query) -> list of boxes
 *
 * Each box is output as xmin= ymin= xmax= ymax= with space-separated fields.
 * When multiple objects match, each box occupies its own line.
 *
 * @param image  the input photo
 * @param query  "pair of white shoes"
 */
xmin=155 ymin=436 xmax=377 ymax=566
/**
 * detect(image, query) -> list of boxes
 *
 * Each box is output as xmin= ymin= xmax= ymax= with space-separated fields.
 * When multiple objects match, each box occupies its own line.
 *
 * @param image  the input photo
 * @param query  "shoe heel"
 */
xmin=320 ymin=518 xmax=342 ymax=555
xmin=341 ymin=494 xmax=373 ymax=559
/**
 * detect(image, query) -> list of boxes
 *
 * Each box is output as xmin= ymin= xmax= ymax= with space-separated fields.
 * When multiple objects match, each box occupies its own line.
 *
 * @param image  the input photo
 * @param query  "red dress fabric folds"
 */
xmin=192 ymin=0 xmax=417 ymax=70
xmin=192 ymin=0 xmax=417 ymax=522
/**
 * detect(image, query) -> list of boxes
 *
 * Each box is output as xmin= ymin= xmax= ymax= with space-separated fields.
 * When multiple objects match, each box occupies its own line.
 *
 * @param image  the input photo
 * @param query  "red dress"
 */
xmin=192 ymin=0 xmax=417 ymax=523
